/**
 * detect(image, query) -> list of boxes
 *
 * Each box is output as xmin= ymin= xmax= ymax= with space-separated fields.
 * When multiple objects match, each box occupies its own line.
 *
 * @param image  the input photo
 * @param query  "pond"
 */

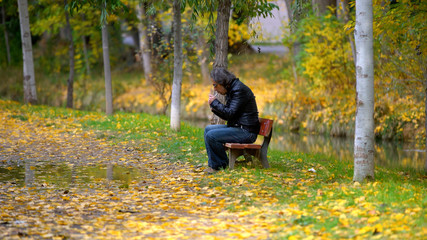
xmin=188 ymin=120 xmax=426 ymax=171
xmin=270 ymin=132 xmax=425 ymax=171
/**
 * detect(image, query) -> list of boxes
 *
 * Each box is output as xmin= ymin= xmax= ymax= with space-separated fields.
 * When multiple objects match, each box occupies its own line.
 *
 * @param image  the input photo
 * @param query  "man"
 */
xmin=204 ymin=68 xmax=260 ymax=173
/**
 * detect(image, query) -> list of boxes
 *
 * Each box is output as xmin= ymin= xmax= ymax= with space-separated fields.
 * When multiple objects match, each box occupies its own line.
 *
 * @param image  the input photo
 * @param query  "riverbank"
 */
xmin=1 ymin=53 xmax=425 ymax=145
xmin=1 ymin=100 xmax=425 ymax=239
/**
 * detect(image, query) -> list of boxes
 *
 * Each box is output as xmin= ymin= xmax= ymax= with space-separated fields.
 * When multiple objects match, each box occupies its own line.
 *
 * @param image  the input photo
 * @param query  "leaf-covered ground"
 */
xmin=0 ymin=100 xmax=426 ymax=239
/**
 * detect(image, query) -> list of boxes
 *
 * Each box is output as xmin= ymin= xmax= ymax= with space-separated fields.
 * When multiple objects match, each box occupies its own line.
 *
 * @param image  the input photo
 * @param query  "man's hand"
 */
xmin=208 ymin=94 xmax=216 ymax=105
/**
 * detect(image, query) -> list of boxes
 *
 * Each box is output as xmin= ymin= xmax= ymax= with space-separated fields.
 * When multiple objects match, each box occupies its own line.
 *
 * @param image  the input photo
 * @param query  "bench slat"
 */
xmin=225 ymin=143 xmax=262 ymax=149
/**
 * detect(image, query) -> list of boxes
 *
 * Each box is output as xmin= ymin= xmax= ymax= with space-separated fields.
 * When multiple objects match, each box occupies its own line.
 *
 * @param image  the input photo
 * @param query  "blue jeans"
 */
xmin=204 ymin=125 xmax=258 ymax=170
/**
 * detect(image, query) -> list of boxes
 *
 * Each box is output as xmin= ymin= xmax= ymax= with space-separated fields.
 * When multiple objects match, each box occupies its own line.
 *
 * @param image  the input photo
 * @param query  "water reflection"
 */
xmin=24 ymin=159 xmax=35 ymax=188
xmin=0 ymin=162 xmax=144 ymax=188
xmin=271 ymin=132 xmax=425 ymax=170
xmin=186 ymin=119 xmax=425 ymax=171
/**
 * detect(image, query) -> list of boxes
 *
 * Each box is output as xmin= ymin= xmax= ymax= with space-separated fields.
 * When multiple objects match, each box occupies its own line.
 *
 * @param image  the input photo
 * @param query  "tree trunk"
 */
xmin=17 ymin=0 xmax=37 ymax=104
xmin=213 ymin=0 xmax=231 ymax=69
xmin=81 ymin=36 xmax=91 ymax=74
xmin=170 ymin=0 xmax=183 ymax=131
xmin=283 ymin=0 xmax=293 ymax=23
xmin=353 ymin=0 xmax=375 ymax=182
xmin=211 ymin=0 xmax=231 ymax=125
xmin=283 ymin=0 xmax=300 ymax=84
xmin=81 ymin=14 xmax=91 ymax=76
xmin=137 ymin=2 xmax=152 ymax=84
xmin=312 ymin=0 xmax=336 ymax=16
xmin=102 ymin=22 xmax=113 ymax=115
xmin=1 ymin=4 xmax=11 ymax=64
xmin=197 ymin=30 xmax=210 ymax=84
xmin=65 ymin=0 xmax=75 ymax=109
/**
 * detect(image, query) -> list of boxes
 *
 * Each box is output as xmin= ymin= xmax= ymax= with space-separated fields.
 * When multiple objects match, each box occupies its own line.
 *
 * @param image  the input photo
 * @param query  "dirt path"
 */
xmin=0 ymin=109 xmax=270 ymax=239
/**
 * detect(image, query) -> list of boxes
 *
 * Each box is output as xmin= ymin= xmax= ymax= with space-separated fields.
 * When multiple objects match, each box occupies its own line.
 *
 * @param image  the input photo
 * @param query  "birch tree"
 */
xmin=353 ymin=0 xmax=375 ymax=182
xmin=64 ymin=0 xmax=75 ymax=108
xmin=68 ymin=0 xmax=126 ymax=115
xmin=101 ymin=11 xmax=113 ymax=115
xmin=17 ymin=0 xmax=37 ymax=104
xmin=170 ymin=0 xmax=183 ymax=131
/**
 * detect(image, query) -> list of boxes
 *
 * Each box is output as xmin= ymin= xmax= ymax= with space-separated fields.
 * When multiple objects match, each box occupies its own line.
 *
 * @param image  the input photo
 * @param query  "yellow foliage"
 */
xmin=228 ymin=21 xmax=251 ymax=47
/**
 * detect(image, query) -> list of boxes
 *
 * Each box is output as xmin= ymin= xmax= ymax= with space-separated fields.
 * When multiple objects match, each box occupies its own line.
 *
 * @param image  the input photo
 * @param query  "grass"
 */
xmin=1 ymin=94 xmax=426 ymax=238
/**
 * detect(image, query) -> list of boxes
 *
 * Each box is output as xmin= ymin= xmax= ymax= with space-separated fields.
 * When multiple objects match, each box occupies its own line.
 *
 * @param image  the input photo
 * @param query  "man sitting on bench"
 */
xmin=204 ymin=68 xmax=260 ymax=174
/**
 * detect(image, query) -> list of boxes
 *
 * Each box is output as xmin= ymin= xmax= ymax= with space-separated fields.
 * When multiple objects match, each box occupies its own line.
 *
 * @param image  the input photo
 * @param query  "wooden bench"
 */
xmin=224 ymin=118 xmax=274 ymax=169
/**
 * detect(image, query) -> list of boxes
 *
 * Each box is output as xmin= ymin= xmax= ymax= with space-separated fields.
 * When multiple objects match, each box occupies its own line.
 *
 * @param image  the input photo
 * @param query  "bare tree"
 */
xmin=17 ymin=0 xmax=37 ymax=104
xmin=353 ymin=0 xmax=375 ymax=182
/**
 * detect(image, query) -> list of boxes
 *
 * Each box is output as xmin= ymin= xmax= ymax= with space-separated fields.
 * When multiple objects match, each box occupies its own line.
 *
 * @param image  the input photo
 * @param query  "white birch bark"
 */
xmin=170 ymin=0 xmax=183 ymax=131
xmin=65 ymin=0 xmax=75 ymax=109
xmin=136 ymin=2 xmax=152 ymax=84
xmin=17 ymin=0 xmax=37 ymax=104
xmin=353 ymin=0 xmax=375 ymax=182
xmin=102 ymin=22 xmax=113 ymax=115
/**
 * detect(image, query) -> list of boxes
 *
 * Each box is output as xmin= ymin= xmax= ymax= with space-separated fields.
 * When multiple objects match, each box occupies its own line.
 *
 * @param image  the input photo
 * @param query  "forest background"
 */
xmin=0 ymin=0 xmax=426 ymax=147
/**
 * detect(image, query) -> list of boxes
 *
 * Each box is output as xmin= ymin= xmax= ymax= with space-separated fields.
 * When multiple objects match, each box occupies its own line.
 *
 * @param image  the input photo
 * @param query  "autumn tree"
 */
xmin=69 ymin=0 xmax=127 ymax=115
xmin=187 ymin=0 xmax=277 ymax=124
xmin=17 ymin=0 xmax=37 ymax=104
xmin=353 ymin=0 xmax=375 ymax=182
xmin=370 ymin=0 xmax=426 ymax=172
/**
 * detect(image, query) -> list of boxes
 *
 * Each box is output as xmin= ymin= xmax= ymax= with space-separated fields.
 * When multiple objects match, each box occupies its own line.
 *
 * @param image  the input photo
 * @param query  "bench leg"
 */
xmin=259 ymin=150 xmax=270 ymax=168
xmin=228 ymin=149 xmax=243 ymax=170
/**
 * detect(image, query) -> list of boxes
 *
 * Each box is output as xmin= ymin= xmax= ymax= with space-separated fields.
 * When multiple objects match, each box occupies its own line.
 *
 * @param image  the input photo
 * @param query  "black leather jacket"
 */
xmin=210 ymin=78 xmax=260 ymax=134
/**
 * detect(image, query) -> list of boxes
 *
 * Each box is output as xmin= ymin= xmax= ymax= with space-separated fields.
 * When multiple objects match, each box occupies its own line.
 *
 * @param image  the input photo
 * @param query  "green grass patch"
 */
xmin=1 ymin=100 xmax=425 ymax=239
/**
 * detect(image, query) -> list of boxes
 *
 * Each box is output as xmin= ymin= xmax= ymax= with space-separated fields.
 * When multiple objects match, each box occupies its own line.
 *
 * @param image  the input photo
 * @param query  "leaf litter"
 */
xmin=0 ymin=100 xmax=426 ymax=239
xmin=0 ymin=102 xmax=270 ymax=239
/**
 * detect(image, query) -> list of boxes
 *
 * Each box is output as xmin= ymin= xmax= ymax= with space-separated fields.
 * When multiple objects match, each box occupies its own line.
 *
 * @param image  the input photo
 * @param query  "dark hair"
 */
xmin=210 ymin=68 xmax=236 ymax=87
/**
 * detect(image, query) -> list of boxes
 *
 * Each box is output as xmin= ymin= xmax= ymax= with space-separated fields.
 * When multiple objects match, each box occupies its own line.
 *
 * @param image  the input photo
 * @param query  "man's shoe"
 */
xmin=204 ymin=167 xmax=219 ymax=174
